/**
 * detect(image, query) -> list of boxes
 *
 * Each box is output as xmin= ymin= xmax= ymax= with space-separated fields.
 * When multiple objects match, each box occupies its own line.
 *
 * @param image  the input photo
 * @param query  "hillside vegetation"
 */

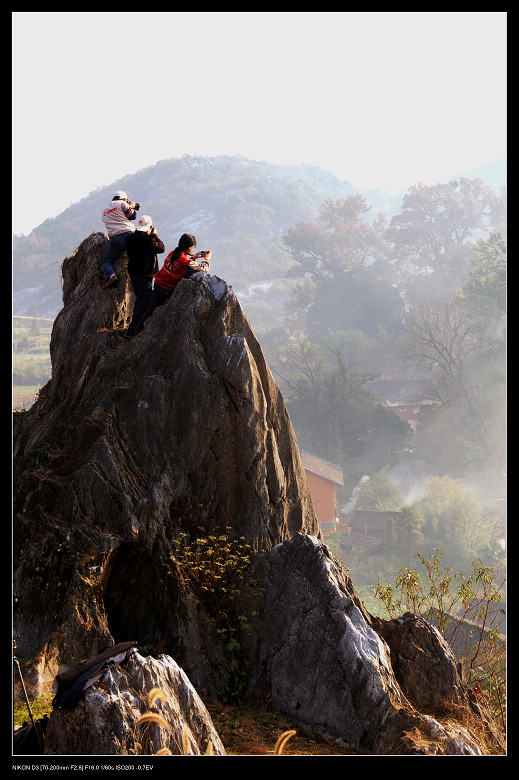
xmin=13 ymin=155 xmax=382 ymax=328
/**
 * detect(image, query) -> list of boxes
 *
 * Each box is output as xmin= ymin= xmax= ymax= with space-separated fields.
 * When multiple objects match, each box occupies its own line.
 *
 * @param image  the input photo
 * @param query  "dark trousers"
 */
xmin=134 ymin=283 xmax=174 ymax=335
xmin=100 ymin=231 xmax=132 ymax=280
xmin=127 ymin=277 xmax=154 ymax=337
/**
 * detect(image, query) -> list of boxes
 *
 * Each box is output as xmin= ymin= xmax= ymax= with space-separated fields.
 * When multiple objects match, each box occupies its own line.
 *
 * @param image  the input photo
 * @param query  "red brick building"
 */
xmin=301 ymin=451 xmax=344 ymax=535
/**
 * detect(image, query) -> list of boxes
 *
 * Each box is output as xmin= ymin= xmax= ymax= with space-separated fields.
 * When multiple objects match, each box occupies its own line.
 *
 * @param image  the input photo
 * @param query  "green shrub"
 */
xmin=169 ymin=527 xmax=261 ymax=704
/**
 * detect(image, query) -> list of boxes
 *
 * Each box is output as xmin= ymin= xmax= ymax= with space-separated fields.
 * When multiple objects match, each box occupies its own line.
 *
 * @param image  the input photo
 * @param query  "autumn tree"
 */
xmin=281 ymin=195 xmax=403 ymax=339
xmin=283 ymin=194 xmax=384 ymax=278
xmin=387 ymin=178 xmax=497 ymax=302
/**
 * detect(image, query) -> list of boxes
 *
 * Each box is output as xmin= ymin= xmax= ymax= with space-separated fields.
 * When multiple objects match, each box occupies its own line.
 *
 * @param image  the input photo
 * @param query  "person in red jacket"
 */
xmin=133 ymin=233 xmax=210 ymax=335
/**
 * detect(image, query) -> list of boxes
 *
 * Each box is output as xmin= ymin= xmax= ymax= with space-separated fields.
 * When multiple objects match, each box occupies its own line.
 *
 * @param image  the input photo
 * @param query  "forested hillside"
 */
xmin=13 ymin=155 xmax=395 ymax=330
xmin=12 ymin=154 xmax=505 ymax=332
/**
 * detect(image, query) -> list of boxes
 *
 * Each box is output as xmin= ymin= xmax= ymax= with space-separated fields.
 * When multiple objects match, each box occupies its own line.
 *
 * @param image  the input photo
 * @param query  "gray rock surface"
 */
xmin=44 ymin=651 xmax=225 ymax=756
xmin=248 ymin=533 xmax=485 ymax=755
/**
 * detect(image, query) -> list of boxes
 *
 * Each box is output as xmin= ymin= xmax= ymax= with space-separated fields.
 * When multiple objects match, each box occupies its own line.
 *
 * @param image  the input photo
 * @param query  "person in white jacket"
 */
xmin=100 ymin=190 xmax=139 ymax=287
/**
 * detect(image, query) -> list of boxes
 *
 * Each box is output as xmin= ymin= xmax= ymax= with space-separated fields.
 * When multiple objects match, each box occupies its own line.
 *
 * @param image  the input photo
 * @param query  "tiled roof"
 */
xmin=301 ymin=451 xmax=344 ymax=486
xmin=368 ymin=379 xmax=441 ymax=407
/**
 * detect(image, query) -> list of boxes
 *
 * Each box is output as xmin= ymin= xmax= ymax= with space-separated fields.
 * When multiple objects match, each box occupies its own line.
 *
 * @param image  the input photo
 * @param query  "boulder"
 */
xmin=248 ymin=533 xmax=486 ymax=755
xmin=371 ymin=611 xmax=468 ymax=711
xmin=44 ymin=651 xmax=225 ymax=756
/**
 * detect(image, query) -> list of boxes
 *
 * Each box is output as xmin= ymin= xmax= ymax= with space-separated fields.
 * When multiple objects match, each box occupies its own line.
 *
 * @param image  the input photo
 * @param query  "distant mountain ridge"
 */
xmin=12 ymin=154 xmax=506 ymax=331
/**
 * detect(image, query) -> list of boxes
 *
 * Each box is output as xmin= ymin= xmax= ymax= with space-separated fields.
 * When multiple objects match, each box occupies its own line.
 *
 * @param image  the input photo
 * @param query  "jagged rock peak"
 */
xmin=13 ymin=232 xmax=318 ymax=676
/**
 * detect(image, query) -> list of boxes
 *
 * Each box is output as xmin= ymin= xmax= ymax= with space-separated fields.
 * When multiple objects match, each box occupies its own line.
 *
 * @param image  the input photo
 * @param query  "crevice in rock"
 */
xmin=102 ymin=540 xmax=181 ymax=657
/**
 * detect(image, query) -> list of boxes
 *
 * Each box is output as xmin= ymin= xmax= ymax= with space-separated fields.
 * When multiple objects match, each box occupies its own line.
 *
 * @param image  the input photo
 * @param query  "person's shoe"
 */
xmin=122 ymin=332 xmax=133 ymax=340
xmin=103 ymin=274 xmax=118 ymax=288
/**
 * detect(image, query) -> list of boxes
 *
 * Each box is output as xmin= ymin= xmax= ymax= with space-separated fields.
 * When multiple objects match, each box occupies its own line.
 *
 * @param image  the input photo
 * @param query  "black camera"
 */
xmin=134 ymin=202 xmax=140 ymax=211
xmin=200 ymin=251 xmax=208 ymax=257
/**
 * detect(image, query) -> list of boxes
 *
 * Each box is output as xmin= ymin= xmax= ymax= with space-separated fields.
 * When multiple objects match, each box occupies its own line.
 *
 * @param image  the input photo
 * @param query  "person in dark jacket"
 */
xmin=123 ymin=215 xmax=165 ymax=338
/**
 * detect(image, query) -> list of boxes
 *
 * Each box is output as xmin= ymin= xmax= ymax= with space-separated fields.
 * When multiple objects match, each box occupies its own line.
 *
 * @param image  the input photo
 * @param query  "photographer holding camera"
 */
xmin=132 ymin=233 xmax=211 ymax=335
xmin=100 ymin=190 xmax=141 ymax=288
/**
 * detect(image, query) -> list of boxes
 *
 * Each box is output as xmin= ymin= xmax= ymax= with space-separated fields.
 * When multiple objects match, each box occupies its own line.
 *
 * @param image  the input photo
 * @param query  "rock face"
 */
xmin=13 ymin=234 xmax=502 ymax=755
xmin=44 ymin=651 xmax=225 ymax=755
xmin=247 ymin=534 xmax=487 ymax=755
xmin=13 ymin=233 xmax=319 ymax=691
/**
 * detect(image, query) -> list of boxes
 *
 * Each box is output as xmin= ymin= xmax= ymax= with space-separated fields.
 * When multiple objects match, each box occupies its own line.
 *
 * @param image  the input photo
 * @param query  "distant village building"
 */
xmin=300 ymin=451 xmax=344 ymax=535
xmin=367 ymin=379 xmax=441 ymax=433
xmin=339 ymin=509 xmax=405 ymax=566
xmin=339 ymin=532 xmax=390 ymax=566
xmin=300 ymin=454 xmax=415 ymax=567
xmin=344 ymin=509 xmax=401 ymax=543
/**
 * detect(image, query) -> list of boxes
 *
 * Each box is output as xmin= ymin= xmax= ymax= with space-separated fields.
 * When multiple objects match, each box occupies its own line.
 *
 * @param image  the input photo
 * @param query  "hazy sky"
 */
xmin=12 ymin=11 xmax=506 ymax=236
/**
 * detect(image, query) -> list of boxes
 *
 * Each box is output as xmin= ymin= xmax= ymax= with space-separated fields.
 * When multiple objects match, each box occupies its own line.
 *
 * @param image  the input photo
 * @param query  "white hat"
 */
xmin=113 ymin=190 xmax=128 ymax=199
xmin=136 ymin=215 xmax=153 ymax=231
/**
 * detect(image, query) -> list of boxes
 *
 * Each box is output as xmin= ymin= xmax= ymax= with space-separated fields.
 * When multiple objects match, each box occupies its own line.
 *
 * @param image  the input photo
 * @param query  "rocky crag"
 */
xmin=13 ymin=234 xmax=503 ymax=755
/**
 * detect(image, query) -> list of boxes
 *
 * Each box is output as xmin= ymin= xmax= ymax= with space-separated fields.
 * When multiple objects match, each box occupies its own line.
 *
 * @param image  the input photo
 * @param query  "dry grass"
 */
xmin=202 ymin=698 xmax=361 ymax=755
xmin=133 ymin=687 xmax=358 ymax=756
xmin=134 ymin=687 xmax=214 ymax=756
